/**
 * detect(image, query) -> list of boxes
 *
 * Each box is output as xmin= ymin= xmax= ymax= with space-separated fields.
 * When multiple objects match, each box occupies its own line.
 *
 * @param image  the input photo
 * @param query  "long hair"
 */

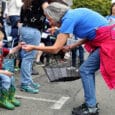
xmin=44 ymin=2 xmax=69 ymax=23
xmin=110 ymin=3 xmax=115 ymax=15
xmin=22 ymin=0 xmax=32 ymax=10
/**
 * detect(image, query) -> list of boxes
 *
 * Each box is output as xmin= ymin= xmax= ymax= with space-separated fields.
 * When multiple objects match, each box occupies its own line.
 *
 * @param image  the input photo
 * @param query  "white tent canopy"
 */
xmin=112 ymin=0 xmax=115 ymax=3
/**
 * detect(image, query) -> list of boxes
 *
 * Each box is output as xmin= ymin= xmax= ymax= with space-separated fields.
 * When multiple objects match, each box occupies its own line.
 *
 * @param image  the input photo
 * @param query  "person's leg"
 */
xmin=9 ymin=76 xmax=21 ymax=106
xmin=20 ymin=27 xmax=41 ymax=93
xmin=0 ymin=74 xmax=15 ymax=109
xmin=9 ymin=16 xmax=20 ymax=38
xmin=31 ymin=63 xmax=39 ymax=75
xmin=72 ymin=48 xmax=77 ymax=67
xmin=21 ymin=58 xmax=33 ymax=84
xmin=14 ymin=49 xmax=21 ymax=72
xmin=78 ymin=45 xmax=84 ymax=65
xmin=36 ymin=51 xmax=43 ymax=63
xmin=0 ymin=74 xmax=11 ymax=90
xmin=35 ymin=42 xmax=45 ymax=66
xmin=72 ymin=49 xmax=100 ymax=115
xmin=80 ymin=49 xmax=100 ymax=107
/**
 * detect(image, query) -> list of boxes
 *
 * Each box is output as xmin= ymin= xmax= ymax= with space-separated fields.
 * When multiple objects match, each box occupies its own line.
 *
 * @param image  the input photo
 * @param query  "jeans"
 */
xmin=79 ymin=49 xmax=100 ymax=107
xmin=0 ymin=74 xmax=15 ymax=90
xmin=9 ymin=16 xmax=20 ymax=46
xmin=3 ymin=19 xmax=11 ymax=39
xmin=72 ymin=46 xmax=84 ymax=67
xmin=20 ymin=27 xmax=41 ymax=85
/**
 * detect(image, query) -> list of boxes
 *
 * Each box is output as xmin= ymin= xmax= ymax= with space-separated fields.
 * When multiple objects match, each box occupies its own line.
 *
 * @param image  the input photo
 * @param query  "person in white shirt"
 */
xmin=4 ymin=0 xmax=23 ymax=72
xmin=5 ymin=0 xmax=23 ymax=42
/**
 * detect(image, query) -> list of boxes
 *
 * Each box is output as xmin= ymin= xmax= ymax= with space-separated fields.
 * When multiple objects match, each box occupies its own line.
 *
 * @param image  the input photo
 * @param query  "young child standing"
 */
xmin=0 ymin=27 xmax=21 ymax=110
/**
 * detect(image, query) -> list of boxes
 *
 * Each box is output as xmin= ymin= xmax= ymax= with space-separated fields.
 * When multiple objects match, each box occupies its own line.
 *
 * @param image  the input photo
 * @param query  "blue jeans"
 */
xmin=20 ymin=27 xmax=41 ymax=85
xmin=9 ymin=16 xmax=20 ymax=46
xmin=72 ymin=46 xmax=84 ymax=67
xmin=79 ymin=49 xmax=100 ymax=107
xmin=0 ymin=74 xmax=15 ymax=90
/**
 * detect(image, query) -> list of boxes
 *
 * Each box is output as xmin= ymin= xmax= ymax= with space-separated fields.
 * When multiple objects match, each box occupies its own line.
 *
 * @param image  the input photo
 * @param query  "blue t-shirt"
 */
xmin=106 ymin=15 xmax=115 ymax=25
xmin=106 ymin=15 xmax=115 ymax=20
xmin=60 ymin=8 xmax=108 ymax=40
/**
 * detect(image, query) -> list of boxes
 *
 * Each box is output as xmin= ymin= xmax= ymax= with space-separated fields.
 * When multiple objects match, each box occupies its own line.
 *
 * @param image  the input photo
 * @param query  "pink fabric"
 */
xmin=85 ymin=24 xmax=115 ymax=90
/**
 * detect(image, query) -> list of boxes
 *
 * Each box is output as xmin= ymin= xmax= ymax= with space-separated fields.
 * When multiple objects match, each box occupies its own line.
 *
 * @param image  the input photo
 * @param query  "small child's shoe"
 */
xmin=20 ymin=85 xmax=39 ymax=94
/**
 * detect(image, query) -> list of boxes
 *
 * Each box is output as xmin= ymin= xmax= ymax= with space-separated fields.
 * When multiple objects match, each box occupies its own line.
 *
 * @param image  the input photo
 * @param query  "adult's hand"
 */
xmin=22 ymin=44 xmax=35 ymax=51
xmin=62 ymin=45 xmax=71 ymax=52
xmin=47 ymin=26 xmax=58 ymax=35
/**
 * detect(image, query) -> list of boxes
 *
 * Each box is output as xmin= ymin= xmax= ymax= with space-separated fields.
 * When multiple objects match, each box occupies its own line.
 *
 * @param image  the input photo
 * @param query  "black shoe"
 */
xmin=35 ymin=61 xmax=45 ymax=67
xmin=72 ymin=103 xmax=99 ymax=115
xmin=31 ymin=69 xmax=39 ymax=75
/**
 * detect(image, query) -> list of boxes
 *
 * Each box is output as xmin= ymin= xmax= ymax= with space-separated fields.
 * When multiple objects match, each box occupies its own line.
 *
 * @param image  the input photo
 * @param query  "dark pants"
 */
xmin=9 ymin=16 xmax=20 ymax=47
xmin=72 ymin=46 xmax=84 ymax=67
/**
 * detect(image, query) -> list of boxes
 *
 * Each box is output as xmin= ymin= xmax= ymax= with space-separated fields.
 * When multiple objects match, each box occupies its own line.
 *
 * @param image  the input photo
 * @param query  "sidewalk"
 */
xmin=0 ymin=62 xmax=115 ymax=115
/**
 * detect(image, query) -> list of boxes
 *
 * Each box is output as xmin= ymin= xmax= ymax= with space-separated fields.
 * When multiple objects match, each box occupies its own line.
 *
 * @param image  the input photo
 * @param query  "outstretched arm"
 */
xmin=22 ymin=33 xmax=69 ymax=54
xmin=69 ymin=39 xmax=88 ymax=49
xmin=9 ymin=42 xmax=22 ymax=54
xmin=63 ymin=39 xmax=88 ymax=52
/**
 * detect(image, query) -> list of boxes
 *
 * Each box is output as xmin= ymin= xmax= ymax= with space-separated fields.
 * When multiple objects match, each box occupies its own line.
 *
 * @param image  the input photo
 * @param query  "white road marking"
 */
xmin=15 ymin=95 xmax=57 ymax=103
xmin=15 ymin=95 xmax=70 ymax=110
xmin=51 ymin=96 xmax=70 ymax=110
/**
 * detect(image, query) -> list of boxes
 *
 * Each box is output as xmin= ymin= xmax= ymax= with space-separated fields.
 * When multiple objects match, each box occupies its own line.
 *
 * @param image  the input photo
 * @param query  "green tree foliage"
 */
xmin=72 ymin=0 xmax=111 ymax=16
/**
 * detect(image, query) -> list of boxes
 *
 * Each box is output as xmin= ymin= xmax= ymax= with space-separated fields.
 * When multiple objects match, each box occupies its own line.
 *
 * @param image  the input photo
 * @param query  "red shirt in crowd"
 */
xmin=0 ymin=48 xmax=9 ymax=69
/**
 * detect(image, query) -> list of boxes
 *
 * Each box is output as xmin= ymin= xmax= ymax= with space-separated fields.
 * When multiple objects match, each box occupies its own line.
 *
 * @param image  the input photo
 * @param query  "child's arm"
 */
xmin=0 ymin=24 xmax=4 ymax=40
xmin=0 ymin=69 xmax=14 ymax=77
xmin=9 ymin=43 xmax=22 ymax=54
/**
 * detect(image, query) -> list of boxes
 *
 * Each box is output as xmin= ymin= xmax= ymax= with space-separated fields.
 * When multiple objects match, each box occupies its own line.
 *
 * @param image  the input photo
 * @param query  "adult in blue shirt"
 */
xmin=22 ymin=2 xmax=115 ymax=115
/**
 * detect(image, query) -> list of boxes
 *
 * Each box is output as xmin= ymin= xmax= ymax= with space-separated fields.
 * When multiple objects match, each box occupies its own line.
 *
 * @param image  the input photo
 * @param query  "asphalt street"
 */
xmin=0 ymin=62 xmax=114 ymax=115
